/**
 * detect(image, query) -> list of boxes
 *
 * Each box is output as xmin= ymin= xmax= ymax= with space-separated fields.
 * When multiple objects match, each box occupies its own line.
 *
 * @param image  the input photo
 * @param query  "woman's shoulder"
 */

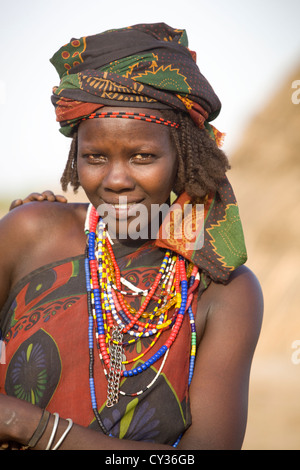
xmin=197 ymin=265 xmax=263 ymax=346
xmin=203 ymin=265 xmax=263 ymax=312
xmin=0 ymin=201 xmax=88 ymax=244
xmin=220 ymin=265 xmax=263 ymax=317
xmin=0 ymin=201 xmax=89 ymax=291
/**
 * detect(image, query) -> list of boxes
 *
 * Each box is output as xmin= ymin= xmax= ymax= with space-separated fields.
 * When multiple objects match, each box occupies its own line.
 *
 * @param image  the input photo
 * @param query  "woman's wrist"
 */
xmin=28 ymin=413 xmax=74 ymax=450
xmin=22 ymin=409 xmax=51 ymax=449
xmin=0 ymin=395 xmax=74 ymax=450
xmin=6 ymin=398 xmax=43 ymax=446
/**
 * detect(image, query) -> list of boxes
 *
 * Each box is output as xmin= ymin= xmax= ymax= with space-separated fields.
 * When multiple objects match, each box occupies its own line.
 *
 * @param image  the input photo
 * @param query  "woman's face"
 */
xmin=77 ymin=107 xmax=178 ymax=241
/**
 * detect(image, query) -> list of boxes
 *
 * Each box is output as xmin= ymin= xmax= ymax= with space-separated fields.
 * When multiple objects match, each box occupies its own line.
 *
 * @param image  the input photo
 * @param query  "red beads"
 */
xmin=86 ymin=204 xmax=195 ymax=380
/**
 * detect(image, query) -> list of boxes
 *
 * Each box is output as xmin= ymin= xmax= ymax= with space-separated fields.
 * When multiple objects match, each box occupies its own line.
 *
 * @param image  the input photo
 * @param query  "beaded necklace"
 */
xmin=84 ymin=204 xmax=199 ymax=444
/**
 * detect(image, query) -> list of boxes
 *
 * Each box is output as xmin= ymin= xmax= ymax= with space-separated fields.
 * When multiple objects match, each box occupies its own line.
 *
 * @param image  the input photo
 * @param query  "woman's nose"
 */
xmin=102 ymin=160 xmax=135 ymax=193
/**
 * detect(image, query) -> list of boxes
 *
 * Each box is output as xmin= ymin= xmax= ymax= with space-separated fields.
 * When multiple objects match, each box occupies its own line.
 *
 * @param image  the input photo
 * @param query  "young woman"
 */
xmin=0 ymin=23 xmax=263 ymax=450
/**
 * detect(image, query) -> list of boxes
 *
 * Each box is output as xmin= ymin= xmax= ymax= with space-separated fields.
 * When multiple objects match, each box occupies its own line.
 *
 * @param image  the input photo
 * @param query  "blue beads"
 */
xmin=123 ymin=345 xmax=169 ymax=377
xmin=188 ymin=356 xmax=196 ymax=385
xmin=89 ymin=378 xmax=97 ymax=409
xmin=85 ymin=258 xmax=91 ymax=291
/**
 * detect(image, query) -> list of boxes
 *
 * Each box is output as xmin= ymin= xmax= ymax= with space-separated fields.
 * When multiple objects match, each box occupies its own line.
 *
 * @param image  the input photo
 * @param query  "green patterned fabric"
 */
xmin=156 ymin=177 xmax=247 ymax=285
xmin=50 ymin=23 xmax=222 ymax=136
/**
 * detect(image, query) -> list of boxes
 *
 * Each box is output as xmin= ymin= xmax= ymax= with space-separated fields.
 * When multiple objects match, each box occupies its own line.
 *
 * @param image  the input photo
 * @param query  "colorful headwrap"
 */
xmin=50 ymin=23 xmax=247 ymax=283
xmin=50 ymin=23 xmax=222 ymax=139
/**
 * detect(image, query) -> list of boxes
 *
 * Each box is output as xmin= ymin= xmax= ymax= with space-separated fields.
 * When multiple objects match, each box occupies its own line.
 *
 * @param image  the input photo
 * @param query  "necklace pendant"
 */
xmin=106 ymin=325 xmax=124 ymax=407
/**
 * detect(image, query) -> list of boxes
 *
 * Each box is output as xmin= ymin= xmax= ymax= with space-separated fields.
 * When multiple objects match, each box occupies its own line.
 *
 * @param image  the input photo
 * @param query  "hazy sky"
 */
xmin=0 ymin=0 xmax=299 ymax=197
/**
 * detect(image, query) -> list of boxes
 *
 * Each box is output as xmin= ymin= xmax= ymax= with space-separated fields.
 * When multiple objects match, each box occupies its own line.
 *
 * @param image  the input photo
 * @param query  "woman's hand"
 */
xmin=9 ymin=191 xmax=68 ymax=211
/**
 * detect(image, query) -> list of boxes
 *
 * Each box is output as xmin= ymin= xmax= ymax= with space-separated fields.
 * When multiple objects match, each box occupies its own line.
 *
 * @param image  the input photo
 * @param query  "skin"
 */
xmin=76 ymin=108 xmax=178 ymax=241
xmin=9 ymin=191 xmax=67 ymax=211
xmin=0 ymin=107 xmax=263 ymax=450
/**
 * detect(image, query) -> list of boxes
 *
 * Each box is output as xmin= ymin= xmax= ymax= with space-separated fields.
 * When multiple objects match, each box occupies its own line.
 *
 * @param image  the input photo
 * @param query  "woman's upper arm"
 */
xmin=179 ymin=266 xmax=263 ymax=450
xmin=0 ymin=204 xmax=40 ymax=313
xmin=0 ymin=211 xmax=20 ymax=312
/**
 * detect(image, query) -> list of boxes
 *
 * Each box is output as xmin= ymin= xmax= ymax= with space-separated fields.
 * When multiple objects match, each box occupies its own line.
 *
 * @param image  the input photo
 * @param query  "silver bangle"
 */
xmin=51 ymin=418 xmax=73 ymax=450
xmin=45 ymin=412 xmax=60 ymax=450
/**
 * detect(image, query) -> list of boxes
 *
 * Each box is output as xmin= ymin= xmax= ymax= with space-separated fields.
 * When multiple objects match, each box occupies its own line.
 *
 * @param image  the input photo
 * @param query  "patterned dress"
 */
xmin=0 ymin=241 xmax=196 ymax=446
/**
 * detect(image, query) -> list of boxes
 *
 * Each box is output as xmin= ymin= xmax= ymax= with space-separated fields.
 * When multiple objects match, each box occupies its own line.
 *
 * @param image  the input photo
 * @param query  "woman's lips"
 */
xmin=112 ymin=202 xmax=140 ymax=218
xmin=98 ymin=199 xmax=145 ymax=219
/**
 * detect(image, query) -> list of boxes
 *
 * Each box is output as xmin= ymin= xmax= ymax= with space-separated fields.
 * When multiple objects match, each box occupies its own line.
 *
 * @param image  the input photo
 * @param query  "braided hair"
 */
xmin=60 ymin=110 xmax=230 ymax=202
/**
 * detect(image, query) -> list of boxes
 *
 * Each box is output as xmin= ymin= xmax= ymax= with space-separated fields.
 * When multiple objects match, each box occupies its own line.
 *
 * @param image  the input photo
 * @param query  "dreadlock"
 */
xmin=162 ymin=109 xmax=230 ymax=201
xmin=60 ymin=131 xmax=79 ymax=193
xmin=60 ymin=110 xmax=230 ymax=202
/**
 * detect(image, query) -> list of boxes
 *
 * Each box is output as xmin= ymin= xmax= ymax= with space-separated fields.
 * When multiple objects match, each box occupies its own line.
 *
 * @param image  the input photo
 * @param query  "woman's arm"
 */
xmin=178 ymin=265 xmax=263 ymax=450
xmin=0 ymin=395 xmax=172 ymax=450
xmin=0 ymin=210 xmax=21 ymax=311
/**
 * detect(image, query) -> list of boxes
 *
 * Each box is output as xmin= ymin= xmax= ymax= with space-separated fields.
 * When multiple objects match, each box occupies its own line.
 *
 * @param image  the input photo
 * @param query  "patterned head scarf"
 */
xmin=50 ymin=23 xmax=222 ymax=139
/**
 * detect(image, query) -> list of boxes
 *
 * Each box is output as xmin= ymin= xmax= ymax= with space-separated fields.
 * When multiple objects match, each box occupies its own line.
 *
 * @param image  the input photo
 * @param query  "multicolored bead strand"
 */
xmin=84 ymin=204 xmax=199 ymax=446
xmin=170 ymin=266 xmax=200 ymax=449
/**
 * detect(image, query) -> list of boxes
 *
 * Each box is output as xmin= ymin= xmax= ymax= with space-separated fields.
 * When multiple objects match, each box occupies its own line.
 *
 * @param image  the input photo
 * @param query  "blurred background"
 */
xmin=0 ymin=0 xmax=299 ymax=449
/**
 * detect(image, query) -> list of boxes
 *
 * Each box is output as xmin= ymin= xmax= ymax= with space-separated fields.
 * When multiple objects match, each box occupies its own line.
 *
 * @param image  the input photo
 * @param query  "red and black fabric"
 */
xmin=0 ymin=245 xmax=194 ymax=445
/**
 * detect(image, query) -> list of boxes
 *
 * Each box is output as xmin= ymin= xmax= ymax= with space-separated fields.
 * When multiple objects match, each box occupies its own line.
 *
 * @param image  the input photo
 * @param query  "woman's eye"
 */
xmin=84 ymin=154 xmax=107 ymax=164
xmin=131 ymin=153 xmax=154 ymax=163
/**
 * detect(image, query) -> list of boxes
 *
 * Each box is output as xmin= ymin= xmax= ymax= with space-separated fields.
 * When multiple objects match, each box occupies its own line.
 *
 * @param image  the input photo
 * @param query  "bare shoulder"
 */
xmin=1 ymin=200 xmax=88 ymax=231
xmin=212 ymin=265 xmax=263 ymax=312
xmin=198 ymin=265 xmax=264 ymax=347
xmin=0 ymin=200 xmax=89 ymax=259
xmin=0 ymin=201 xmax=89 ymax=308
